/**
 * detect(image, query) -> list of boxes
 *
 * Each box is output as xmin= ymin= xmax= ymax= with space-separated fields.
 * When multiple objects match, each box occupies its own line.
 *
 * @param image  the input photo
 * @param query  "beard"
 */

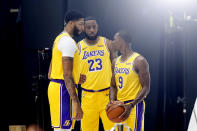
xmin=72 ymin=25 xmax=85 ymax=42
xmin=73 ymin=25 xmax=80 ymax=38
xmin=84 ymin=32 xmax=99 ymax=41
xmin=73 ymin=32 xmax=85 ymax=43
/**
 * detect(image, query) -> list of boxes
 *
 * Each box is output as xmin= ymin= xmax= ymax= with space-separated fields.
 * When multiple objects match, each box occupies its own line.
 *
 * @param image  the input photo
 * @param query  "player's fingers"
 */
xmin=106 ymin=103 xmax=111 ymax=111
xmin=111 ymin=100 xmax=115 ymax=104
xmin=80 ymin=74 xmax=86 ymax=79
xmin=119 ymin=110 xmax=127 ymax=118
xmin=73 ymin=115 xmax=77 ymax=120
xmin=82 ymin=77 xmax=86 ymax=83
xmin=73 ymin=116 xmax=76 ymax=120
xmin=121 ymin=112 xmax=129 ymax=121
xmin=79 ymin=112 xmax=83 ymax=119
xmin=83 ymin=75 xmax=87 ymax=79
xmin=74 ymin=113 xmax=80 ymax=120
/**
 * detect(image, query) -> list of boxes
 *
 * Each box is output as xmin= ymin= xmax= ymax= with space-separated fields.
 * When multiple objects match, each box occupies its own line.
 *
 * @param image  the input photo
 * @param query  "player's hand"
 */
xmin=106 ymin=100 xmax=124 ymax=111
xmin=119 ymin=103 xmax=134 ymax=121
xmin=73 ymin=103 xmax=83 ymax=121
xmin=106 ymin=100 xmax=115 ymax=111
xmin=78 ymin=74 xmax=86 ymax=84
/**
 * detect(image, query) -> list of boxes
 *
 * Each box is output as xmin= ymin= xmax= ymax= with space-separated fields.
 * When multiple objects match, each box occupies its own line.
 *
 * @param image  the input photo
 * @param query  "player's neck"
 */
xmin=64 ymin=26 xmax=73 ymax=37
xmin=120 ymin=48 xmax=133 ymax=62
xmin=85 ymin=37 xmax=99 ymax=45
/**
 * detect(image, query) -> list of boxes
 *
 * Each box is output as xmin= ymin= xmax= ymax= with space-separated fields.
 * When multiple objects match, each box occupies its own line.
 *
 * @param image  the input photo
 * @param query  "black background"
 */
xmin=2 ymin=0 xmax=197 ymax=131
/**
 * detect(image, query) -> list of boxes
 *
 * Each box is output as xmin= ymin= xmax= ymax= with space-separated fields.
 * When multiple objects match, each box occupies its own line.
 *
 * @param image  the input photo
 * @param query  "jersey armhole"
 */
xmin=77 ymin=42 xmax=81 ymax=55
xmin=104 ymin=38 xmax=110 ymax=54
xmin=131 ymin=55 xmax=140 ymax=75
xmin=113 ymin=58 xmax=116 ymax=73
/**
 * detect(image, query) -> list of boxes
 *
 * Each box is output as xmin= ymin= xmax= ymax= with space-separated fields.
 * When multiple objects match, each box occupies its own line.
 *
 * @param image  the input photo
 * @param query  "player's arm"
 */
xmin=132 ymin=56 xmax=150 ymax=106
xmin=106 ymin=39 xmax=118 ymax=100
xmin=59 ymin=37 xmax=83 ymax=120
xmin=62 ymin=57 xmax=79 ymax=103
xmin=109 ymin=58 xmax=117 ymax=101
xmin=106 ymin=58 xmax=117 ymax=111
xmin=62 ymin=57 xmax=83 ymax=120
xmin=120 ymin=56 xmax=150 ymax=121
xmin=48 ymin=60 xmax=52 ymax=79
xmin=106 ymin=39 xmax=117 ymax=62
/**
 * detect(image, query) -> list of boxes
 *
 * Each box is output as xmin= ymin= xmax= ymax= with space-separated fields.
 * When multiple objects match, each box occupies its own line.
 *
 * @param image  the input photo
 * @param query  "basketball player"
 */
xmin=108 ymin=30 xmax=150 ymax=131
xmin=77 ymin=17 xmax=115 ymax=131
xmin=48 ymin=10 xmax=85 ymax=131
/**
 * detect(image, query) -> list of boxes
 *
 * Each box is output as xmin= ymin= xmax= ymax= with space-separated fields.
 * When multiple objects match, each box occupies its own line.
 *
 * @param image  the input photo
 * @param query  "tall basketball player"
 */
xmin=48 ymin=10 xmax=85 ymax=131
xmin=108 ymin=30 xmax=150 ymax=131
xmin=77 ymin=17 xmax=115 ymax=131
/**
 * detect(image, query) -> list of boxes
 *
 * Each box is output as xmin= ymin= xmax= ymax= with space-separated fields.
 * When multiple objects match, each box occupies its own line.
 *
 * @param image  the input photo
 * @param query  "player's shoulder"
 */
xmin=100 ymin=36 xmax=112 ymax=51
xmin=60 ymin=35 xmax=75 ymax=43
xmin=112 ymin=57 xmax=119 ymax=66
xmin=98 ymin=36 xmax=111 ymax=43
xmin=135 ymin=54 xmax=146 ymax=62
xmin=134 ymin=53 xmax=149 ymax=68
xmin=58 ymin=35 xmax=77 ymax=51
xmin=103 ymin=36 xmax=111 ymax=43
xmin=77 ymin=38 xmax=86 ymax=45
xmin=76 ymin=38 xmax=87 ymax=52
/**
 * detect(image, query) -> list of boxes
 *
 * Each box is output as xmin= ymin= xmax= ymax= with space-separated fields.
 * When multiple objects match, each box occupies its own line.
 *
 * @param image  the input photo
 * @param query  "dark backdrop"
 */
xmin=3 ymin=0 xmax=197 ymax=131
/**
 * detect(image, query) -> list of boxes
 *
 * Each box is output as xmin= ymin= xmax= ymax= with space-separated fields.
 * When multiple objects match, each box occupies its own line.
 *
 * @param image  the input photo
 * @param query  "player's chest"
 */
xmin=80 ymin=45 xmax=108 ymax=61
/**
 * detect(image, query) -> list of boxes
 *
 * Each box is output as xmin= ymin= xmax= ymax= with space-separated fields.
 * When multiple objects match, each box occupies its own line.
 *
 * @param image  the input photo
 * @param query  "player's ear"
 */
xmin=68 ymin=21 xmax=74 ymax=28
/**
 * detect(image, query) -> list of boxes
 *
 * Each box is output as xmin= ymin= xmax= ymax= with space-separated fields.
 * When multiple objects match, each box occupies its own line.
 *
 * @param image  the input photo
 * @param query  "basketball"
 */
xmin=106 ymin=101 xmax=125 ymax=123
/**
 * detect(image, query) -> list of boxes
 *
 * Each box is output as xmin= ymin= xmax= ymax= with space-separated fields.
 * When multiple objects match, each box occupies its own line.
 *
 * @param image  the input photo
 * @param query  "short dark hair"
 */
xmin=64 ymin=10 xmax=84 ymax=24
xmin=84 ymin=16 xmax=97 ymax=22
xmin=118 ymin=30 xmax=132 ymax=44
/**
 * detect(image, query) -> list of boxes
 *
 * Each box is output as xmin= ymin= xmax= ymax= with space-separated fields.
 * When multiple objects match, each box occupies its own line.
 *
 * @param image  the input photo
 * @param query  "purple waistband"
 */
xmin=51 ymin=79 xmax=64 ymax=84
xmin=51 ymin=79 xmax=78 ymax=88
xmin=81 ymin=87 xmax=110 ymax=92
xmin=124 ymin=99 xmax=134 ymax=104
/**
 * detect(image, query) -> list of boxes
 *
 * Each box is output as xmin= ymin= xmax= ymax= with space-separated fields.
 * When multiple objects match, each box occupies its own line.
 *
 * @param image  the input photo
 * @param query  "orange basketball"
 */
xmin=106 ymin=101 xmax=125 ymax=123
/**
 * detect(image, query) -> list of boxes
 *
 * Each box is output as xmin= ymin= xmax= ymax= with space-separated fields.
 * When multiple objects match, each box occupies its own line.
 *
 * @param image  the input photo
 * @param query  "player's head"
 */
xmin=26 ymin=124 xmax=43 ymax=131
xmin=64 ymin=10 xmax=84 ymax=37
xmin=84 ymin=16 xmax=99 ymax=41
xmin=113 ymin=30 xmax=132 ymax=51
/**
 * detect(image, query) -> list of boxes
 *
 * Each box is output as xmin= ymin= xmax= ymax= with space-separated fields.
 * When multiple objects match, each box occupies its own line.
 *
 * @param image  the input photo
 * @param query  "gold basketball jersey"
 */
xmin=50 ymin=32 xmax=79 ymax=84
xmin=114 ymin=52 xmax=142 ymax=102
xmin=78 ymin=37 xmax=112 ymax=90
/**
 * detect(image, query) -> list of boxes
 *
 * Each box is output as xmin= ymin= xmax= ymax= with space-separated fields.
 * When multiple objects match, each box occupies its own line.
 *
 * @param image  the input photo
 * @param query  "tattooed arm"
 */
xmin=62 ymin=56 xmax=83 ymax=120
xmin=109 ymin=58 xmax=117 ymax=101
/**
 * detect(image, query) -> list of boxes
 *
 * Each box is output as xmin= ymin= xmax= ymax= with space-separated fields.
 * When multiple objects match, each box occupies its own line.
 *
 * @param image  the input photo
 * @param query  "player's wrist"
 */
xmin=129 ymin=102 xmax=135 ymax=108
xmin=73 ymin=99 xmax=80 ymax=105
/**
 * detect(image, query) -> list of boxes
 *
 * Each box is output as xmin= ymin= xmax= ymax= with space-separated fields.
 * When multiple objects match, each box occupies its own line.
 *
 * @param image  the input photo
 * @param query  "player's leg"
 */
xmin=99 ymin=90 xmax=115 ymax=130
xmin=124 ymin=100 xmax=145 ymax=131
xmin=120 ymin=104 xmax=136 ymax=131
xmin=81 ymin=91 xmax=100 ymax=131
xmin=141 ymin=101 xmax=145 ymax=131
xmin=100 ymin=109 xmax=115 ymax=130
xmin=135 ymin=101 xmax=145 ymax=131
xmin=48 ymin=81 xmax=74 ymax=130
xmin=48 ymin=82 xmax=61 ymax=128
xmin=81 ymin=108 xmax=99 ymax=131
xmin=60 ymin=83 xmax=73 ymax=129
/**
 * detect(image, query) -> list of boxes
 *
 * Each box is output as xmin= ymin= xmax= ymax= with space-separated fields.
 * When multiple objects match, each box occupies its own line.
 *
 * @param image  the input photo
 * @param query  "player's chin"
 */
xmin=78 ymin=31 xmax=82 ymax=35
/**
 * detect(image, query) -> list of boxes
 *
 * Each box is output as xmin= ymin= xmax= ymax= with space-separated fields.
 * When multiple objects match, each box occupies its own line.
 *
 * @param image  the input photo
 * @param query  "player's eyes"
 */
xmin=86 ymin=26 xmax=91 ymax=29
xmin=80 ymin=22 xmax=84 ymax=25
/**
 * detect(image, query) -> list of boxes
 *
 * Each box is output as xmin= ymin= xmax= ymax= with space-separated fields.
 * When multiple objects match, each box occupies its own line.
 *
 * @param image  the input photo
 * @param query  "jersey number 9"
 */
xmin=118 ymin=76 xmax=123 ymax=89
